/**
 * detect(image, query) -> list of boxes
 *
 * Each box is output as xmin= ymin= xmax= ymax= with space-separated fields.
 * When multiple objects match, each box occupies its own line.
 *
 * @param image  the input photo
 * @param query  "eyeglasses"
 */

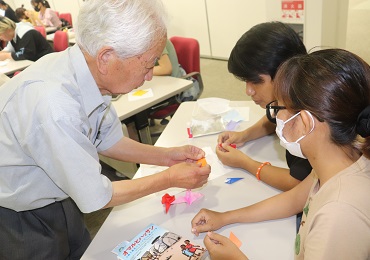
xmin=140 ymin=53 xmax=159 ymax=71
xmin=266 ymin=100 xmax=286 ymax=124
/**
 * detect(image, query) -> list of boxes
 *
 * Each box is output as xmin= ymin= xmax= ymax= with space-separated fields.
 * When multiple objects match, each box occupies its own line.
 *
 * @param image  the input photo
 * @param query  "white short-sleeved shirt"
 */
xmin=0 ymin=44 xmax=123 ymax=213
xmin=295 ymin=155 xmax=370 ymax=259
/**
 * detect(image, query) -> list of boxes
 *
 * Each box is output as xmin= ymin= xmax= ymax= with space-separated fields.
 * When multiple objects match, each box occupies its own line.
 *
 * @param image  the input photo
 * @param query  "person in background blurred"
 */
xmin=30 ymin=0 xmax=61 ymax=28
xmin=15 ymin=4 xmax=42 ymax=27
xmin=154 ymin=39 xmax=182 ymax=77
xmin=0 ymin=1 xmax=18 ymax=23
xmin=0 ymin=16 xmax=53 ymax=61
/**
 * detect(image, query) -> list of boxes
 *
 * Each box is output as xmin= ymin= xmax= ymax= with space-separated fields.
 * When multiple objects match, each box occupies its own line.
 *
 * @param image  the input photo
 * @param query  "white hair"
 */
xmin=75 ymin=0 xmax=167 ymax=59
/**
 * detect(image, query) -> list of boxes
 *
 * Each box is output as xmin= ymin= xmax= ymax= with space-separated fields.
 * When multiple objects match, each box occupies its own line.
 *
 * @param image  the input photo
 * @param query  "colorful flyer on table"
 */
xmin=113 ymin=223 xmax=208 ymax=260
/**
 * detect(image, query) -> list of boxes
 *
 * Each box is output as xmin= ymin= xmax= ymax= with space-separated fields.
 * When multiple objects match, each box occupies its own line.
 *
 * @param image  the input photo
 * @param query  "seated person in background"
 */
xmin=192 ymin=49 xmax=370 ymax=259
xmin=0 ymin=16 xmax=54 ymax=61
xmin=0 ymin=1 xmax=18 ymax=23
xmin=154 ymin=39 xmax=182 ymax=77
xmin=154 ymin=38 xmax=200 ymax=102
xmin=150 ymin=39 xmax=201 ymax=125
xmin=217 ymin=22 xmax=311 ymax=192
xmin=15 ymin=5 xmax=43 ymax=27
xmin=31 ymin=0 xmax=61 ymax=28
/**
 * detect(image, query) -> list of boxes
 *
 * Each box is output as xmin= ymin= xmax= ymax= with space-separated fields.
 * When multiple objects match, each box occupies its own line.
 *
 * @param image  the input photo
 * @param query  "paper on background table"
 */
xmin=190 ymin=105 xmax=249 ymax=137
xmin=197 ymin=97 xmax=230 ymax=115
xmin=127 ymin=88 xmax=153 ymax=101
xmin=223 ymin=108 xmax=247 ymax=123
xmin=0 ymin=59 xmax=10 ymax=67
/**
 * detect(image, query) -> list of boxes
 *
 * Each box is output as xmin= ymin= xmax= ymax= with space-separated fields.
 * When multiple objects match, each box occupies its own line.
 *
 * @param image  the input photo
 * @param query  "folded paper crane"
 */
xmin=225 ymin=177 xmax=244 ymax=184
xmin=161 ymin=193 xmax=175 ymax=213
xmin=172 ymin=189 xmax=203 ymax=205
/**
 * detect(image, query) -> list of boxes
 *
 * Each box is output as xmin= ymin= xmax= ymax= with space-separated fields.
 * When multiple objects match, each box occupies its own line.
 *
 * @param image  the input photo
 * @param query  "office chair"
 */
xmin=34 ymin=26 xmax=46 ymax=38
xmin=59 ymin=13 xmax=73 ymax=28
xmin=149 ymin=36 xmax=204 ymax=129
xmin=53 ymin=30 xmax=69 ymax=52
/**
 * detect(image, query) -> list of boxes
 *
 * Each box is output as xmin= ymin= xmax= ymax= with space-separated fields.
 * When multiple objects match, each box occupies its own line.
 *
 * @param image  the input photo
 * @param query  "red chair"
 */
xmin=59 ymin=13 xmax=73 ymax=27
xmin=170 ymin=36 xmax=203 ymax=90
xmin=53 ymin=30 xmax=69 ymax=52
xmin=34 ymin=26 xmax=46 ymax=38
xmin=149 ymin=36 xmax=204 ymax=127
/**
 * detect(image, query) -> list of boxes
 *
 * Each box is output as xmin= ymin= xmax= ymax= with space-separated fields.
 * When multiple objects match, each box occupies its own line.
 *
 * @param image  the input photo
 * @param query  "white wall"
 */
xmin=206 ymin=0 xmax=267 ymax=59
xmin=162 ymin=0 xmax=349 ymax=59
xmin=162 ymin=0 xmax=211 ymax=57
xmin=6 ymin=0 xmax=349 ymax=60
xmin=305 ymin=0 xmax=349 ymax=51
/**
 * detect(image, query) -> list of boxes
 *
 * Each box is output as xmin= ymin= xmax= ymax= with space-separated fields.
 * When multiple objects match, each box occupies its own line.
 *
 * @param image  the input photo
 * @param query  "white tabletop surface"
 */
xmin=46 ymin=28 xmax=76 ymax=43
xmin=45 ymin=26 xmax=58 ymax=34
xmin=111 ymin=76 xmax=193 ymax=121
xmin=0 ymin=59 xmax=34 ymax=75
xmin=82 ymin=101 xmax=295 ymax=260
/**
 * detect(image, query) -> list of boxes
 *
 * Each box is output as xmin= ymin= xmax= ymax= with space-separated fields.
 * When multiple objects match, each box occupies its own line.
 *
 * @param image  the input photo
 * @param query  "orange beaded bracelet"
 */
xmin=256 ymin=162 xmax=271 ymax=181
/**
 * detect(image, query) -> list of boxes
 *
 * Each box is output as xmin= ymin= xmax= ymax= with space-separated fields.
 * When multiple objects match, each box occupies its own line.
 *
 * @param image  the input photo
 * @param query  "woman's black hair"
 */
xmin=32 ymin=0 xmax=50 ymax=8
xmin=275 ymin=49 xmax=370 ymax=158
xmin=228 ymin=21 xmax=306 ymax=84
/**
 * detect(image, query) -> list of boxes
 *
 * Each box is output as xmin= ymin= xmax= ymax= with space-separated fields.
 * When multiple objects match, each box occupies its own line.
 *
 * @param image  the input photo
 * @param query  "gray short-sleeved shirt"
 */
xmin=0 ymin=44 xmax=123 ymax=213
xmin=160 ymin=39 xmax=182 ymax=78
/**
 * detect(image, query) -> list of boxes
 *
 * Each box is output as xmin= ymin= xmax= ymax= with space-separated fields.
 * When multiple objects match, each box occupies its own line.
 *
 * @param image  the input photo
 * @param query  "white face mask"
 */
xmin=275 ymin=110 xmax=315 ymax=159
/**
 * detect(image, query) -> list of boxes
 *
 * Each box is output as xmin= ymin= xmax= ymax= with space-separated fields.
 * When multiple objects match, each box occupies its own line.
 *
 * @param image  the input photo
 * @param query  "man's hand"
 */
xmin=167 ymin=162 xmax=210 ymax=189
xmin=164 ymin=145 xmax=205 ymax=166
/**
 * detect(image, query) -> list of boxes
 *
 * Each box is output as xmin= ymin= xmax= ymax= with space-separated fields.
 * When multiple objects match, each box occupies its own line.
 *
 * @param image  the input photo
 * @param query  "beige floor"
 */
xmin=85 ymin=0 xmax=370 ymax=240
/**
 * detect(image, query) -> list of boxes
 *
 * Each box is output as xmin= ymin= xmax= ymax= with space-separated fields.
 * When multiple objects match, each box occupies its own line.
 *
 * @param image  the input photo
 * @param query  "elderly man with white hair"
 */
xmin=0 ymin=0 xmax=210 ymax=259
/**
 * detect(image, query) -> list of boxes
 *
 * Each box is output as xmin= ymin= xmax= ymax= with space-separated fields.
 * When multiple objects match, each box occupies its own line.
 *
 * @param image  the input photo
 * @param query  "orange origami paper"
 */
xmin=229 ymin=232 xmax=242 ymax=248
xmin=197 ymin=158 xmax=207 ymax=167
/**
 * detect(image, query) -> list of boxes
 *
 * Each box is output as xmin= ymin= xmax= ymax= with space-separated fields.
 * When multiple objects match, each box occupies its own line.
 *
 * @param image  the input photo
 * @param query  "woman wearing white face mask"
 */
xmin=191 ymin=49 xmax=370 ymax=260
xmin=274 ymin=110 xmax=315 ymax=159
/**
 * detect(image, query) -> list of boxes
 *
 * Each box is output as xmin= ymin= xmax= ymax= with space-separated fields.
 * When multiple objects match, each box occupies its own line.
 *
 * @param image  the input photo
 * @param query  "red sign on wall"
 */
xmin=282 ymin=1 xmax=304 ymax=22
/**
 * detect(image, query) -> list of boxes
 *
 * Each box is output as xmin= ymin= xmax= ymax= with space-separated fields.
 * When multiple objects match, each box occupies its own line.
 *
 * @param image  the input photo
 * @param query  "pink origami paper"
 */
xmin=172 ymin=189 xmax=203 ymax=205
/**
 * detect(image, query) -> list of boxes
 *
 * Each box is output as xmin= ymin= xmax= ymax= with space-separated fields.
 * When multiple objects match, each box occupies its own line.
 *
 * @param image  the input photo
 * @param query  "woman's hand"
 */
xmin=217 ymin=131 xmax=247 ymax=148
xmin=191 ymin=208 xmax=226 ymax=236
xmin=216 ymin=144 xmax=250 ymax=168
xmin=204 ymin=232 xmax=248 ymax=260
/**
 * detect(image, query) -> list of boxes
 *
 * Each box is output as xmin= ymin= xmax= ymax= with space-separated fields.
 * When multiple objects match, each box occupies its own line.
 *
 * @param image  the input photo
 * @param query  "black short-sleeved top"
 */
xmin=5 ymin=7 xmax=19 ymax=23
xmin=10 ymin=30 xmax=54 ymax=61
xmin=286 ymin=150 xmax=312 ymax=181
